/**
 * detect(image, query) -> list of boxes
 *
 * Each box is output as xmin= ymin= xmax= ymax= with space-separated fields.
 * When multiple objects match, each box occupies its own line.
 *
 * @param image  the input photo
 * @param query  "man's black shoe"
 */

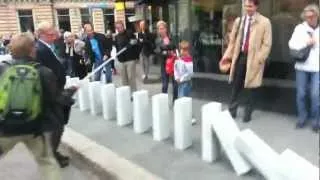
xmin=229 ymin=109 xmax=237 ymax=119
xmin=57 ymin=158 xmax=70 ymax=168
xmin=243 ymin=114 xmax=252 ymax=123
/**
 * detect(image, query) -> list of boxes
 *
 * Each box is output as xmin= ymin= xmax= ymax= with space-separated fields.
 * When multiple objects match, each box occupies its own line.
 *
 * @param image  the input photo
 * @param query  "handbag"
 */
xmin=290 ymin=32 xmax=313 ymax=63
xmin=165 ymin=51 xmax=176 ymax=76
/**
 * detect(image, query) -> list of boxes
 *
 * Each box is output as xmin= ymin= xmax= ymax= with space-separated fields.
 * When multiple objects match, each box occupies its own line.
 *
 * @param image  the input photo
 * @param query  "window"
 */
xmin=103 ymin=8 xmax=115 ymax=33
xmin=80 ymin=8 xmax=91 ymax=24
xmin=125 ymin=9 xmax=135 ymax=31
xmin=18 ymin=10 xmax=34 ymax=32
xmin=57 ymin=9 xmax=71 ymax=32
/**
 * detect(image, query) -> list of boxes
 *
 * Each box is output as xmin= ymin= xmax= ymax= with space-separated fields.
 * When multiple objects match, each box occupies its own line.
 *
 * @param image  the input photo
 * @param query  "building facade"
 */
xmin=0 ymin=0 xmax=136 ymax=36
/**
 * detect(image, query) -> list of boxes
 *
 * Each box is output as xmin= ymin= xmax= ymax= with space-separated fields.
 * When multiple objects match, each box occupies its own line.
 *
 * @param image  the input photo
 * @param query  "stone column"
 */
xmin=92 ymin=8 xmax=105 ymax=33
xmin=70 ymin=8 xmax=81 ymax=34
xmin=177 ymin=0 xmax=192 ymax=41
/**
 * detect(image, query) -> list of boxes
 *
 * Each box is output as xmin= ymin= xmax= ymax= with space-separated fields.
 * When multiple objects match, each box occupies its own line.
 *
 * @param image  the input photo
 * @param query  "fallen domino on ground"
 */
xmin=133 ymin=90 xmax=151 ymax=134
xmin=116 ymin=86 xmax=132 ymax=127
xmin=211 ymin=111 xmax=252 ymax=176
xmin=152 ymin=93 xmax=170 ymax=141
xmin=201 ymin=102 xmax=222 ymax=162
xmin=101 ymin=83 xmax=116 ymax=121
xmin=279 ymin=148 xmax=319 ymax=180
xmin=174 ymin=97 xmax=192 ymax=150
xmin=88 ymin=81 xmax=103 ymax=116
xmin=234 ymin=129 xmax=288 ymax=180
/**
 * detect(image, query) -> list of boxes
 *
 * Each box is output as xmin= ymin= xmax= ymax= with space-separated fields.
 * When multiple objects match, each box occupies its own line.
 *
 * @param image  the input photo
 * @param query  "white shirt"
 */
xmin=289 ymin=22 xmax=319 ymax=72
xmin=174 ymin=57 xmax=193 ymax=82
xmin=241 ymin=15 xmax=254 ymax=51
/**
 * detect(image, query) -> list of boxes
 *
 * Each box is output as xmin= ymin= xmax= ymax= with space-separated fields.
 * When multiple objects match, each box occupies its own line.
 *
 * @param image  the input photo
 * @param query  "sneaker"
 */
xmin=191 ymin=118 xmax=197 ymax=125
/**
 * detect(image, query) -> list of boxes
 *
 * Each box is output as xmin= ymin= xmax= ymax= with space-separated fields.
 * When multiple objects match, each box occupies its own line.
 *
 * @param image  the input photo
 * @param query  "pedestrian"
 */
xmin=0 ymin=33 xmax=66 ymax=180
xmin=114 ymin=20 xmax=140 ymax=92
xmin=289 ymin=4 xmax=319 ymax=132
xmin=220 ymin=0 xmax=272 ymax=122
xmin=64 ymin=31 xmax=87 ymax=79
xmin=84 ymin=23 xmax=113 ymax=83
xmin=155 ymin=20 xmax=178 ymax=102
xmin=105 ymin=29 xmax=117 ymax=75
xmin=35 ymin=21 xmax=70 ymax=168
xmin=174 ymin=40 xmax=196 ymax=124
xmin=138 ymin=20 xmax=155 ymax=83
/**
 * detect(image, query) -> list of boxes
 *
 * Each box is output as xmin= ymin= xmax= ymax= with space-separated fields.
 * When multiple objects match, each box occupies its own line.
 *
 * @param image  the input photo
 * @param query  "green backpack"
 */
xmin=0 ymin=61 xmax=42 ymax=126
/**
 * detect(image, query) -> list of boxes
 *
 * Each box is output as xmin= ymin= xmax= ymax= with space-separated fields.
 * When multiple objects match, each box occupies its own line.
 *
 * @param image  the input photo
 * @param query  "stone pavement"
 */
xmin=0 ymin=143 xmax=97 ymax=180
xmin=68 ymin=63 xmax=319 ymax=180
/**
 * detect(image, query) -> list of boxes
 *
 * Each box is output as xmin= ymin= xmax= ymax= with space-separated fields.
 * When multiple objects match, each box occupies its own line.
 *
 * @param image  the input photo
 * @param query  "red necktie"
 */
xmin=243 ymin=17 xmax=252 ymax=53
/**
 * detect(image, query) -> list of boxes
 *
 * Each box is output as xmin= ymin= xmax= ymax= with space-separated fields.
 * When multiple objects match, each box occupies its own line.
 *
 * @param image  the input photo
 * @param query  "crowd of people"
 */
xmin=0 ymin=0 xmax=318 ymax=179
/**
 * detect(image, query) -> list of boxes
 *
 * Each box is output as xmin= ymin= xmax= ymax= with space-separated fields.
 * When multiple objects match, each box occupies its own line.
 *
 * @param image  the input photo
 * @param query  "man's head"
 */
xmin=84 ymin=24 xmax=95 ymax=38
xmin=9 ymin=33 xmax=36 ymax=59
xmin=115 ymin=21 xmax=125 ymax=33
xmin=244 ymin=0 xmax=259 ymax=17
xmin=36 ymin=21 xmax=57 ymax=44
xmin=139 ymin=20 xmax=147 ymax=32
xmin=302 ymin=4 xmax=319 ymax=28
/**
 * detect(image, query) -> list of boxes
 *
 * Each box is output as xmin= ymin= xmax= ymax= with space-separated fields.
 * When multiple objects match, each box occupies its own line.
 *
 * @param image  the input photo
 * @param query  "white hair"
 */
xmin=63 ymin=31 xmax=72 ymax=40
xmin=301 ymin=4 xmax=319 ymax=20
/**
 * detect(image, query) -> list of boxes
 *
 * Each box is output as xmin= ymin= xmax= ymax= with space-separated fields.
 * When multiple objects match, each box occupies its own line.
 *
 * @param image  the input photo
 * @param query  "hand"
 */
xmin=103 ymin=55 xmax=109 ymax=61
xmin=307 ymin=38 xmax=316 ymax=46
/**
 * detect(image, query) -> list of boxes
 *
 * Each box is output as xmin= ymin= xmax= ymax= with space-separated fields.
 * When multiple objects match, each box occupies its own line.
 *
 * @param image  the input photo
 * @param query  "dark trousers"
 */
xmin=229 ymin=54 xmax=257 ymax=117
xmin=51 ymin=106 xmax=71 ymax=157
xmin=161 ymin=62 xmax=178 ymax=101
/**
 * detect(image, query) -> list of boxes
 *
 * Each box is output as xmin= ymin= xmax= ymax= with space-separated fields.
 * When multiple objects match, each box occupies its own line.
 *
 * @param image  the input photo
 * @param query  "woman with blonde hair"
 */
xmin=289 ymin=4 xmax=319 ymax=132
xmin=155 ymin=20 xmax=178 ymax=102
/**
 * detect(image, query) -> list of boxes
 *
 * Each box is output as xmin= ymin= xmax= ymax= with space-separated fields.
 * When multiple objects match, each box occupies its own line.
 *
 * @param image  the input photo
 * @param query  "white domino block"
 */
xmin=211 ymin=111 xmax=251 ymax=176
xmin=201 ymin=102 xmax=222 ymax=163
xmin=133 ymin=90 xmax=151 ymax=134
xmin=88 ymin=81 xmax=103 ymax=116
xmin=152 ymin=94 xmax=170 ymax=141
xmin=78 ymin=79 xmax=90 ymax=111
xmin=174 ymin=97 xmax=192 ymax=150
xmin=101 ymin=84 xmax=116 ymax=120
xmin=69 ymin=77 xmax=80 ymax=107
xmin=280 ymin=149 xmax=319 ymax=180
xmin=116 ymin=86 xmax=132 ymax=127
xmin=234 ymin=129 xmax=285 ymax=179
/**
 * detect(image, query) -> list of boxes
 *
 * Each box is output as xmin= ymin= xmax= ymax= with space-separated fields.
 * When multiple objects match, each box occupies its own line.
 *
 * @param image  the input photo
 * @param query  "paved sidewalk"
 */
xmin=0 ymin=144 xmax=95 ymax=180
xmin=68 ymin=64 xmax=319 ymax=180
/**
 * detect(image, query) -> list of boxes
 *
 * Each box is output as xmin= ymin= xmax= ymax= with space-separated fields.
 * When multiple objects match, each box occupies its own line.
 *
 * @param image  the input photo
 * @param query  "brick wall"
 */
xmin=70 ymin=8 xmax=81 ymax=33
xmin=0 ymin=5 xmax=18 ymax=36
xmin=33 ymin=4 xmax=54 ymax=29
xmin=92 ymin=8 xmax=105 ymax=33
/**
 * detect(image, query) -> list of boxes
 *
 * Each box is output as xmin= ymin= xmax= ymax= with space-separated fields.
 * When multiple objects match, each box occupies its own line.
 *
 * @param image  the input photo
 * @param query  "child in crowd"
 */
xmin=174 ymin=40 xmax=196 ymax=124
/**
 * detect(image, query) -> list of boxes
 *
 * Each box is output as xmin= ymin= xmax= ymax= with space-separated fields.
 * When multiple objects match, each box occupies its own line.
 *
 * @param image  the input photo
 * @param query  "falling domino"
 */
xmin=211 ymin=111 xmax=252 ymax=176
xmin=133 ymin=90 xmax=151 ymax=134
xmin=152 ymin=94 xmax=170 ymax=141
xmin=174 ymin=97 xmax=192 ymax=150
xmin=279 ymin=149 xmax=319 ymax=180
xmin=201 ymin=102 xmax=222 ymax=163
xmin=101 ymin=83 xmax=116 ymax=120
xmin=234 ymin=129 xmax=286 ymax=179
xmin=78 ymin=79 xmax=90 ymax=111
xmin=116 ymin=86 xmax=132 ymax=127
xmin=88 ymin=81 xmax=103 ymax=116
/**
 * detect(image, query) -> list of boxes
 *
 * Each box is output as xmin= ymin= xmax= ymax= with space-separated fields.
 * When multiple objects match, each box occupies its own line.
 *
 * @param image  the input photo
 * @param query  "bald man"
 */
xmin=35 ymin=21 xmax=70 ymax=168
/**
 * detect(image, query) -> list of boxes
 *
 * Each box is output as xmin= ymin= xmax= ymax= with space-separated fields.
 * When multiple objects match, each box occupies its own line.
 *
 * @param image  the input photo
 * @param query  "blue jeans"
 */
xmin=93 ymin=60 xmax=112 ymax=83
xmin=296 ymin=70 xmax=319 ymax=127
xmin=178 ymin=81 xmax=192 ymax=98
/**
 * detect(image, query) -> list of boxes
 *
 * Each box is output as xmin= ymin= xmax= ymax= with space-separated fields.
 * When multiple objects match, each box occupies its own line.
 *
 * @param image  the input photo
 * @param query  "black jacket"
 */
xmin=154 ymin=36 xmax=176 ymax=64
xmin=36 ymin=40 xmax=66 ymax=90
xmin=138 ymin=31 xmax=155 ymax=56
xmin=115 ymin=30 xmax=141 ymax=62
xmin=84 ymin=32 xmax=113 ymax=64
xmin=0 ymin=58 xmax=74 ymax=136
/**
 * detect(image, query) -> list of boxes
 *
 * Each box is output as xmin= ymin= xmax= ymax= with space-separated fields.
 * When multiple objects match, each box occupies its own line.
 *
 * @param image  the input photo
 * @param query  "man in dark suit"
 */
xmin=84 ymin=24 xmax=113 ymax=83
xmin=35 ymin=21 xmax=70 ymax=168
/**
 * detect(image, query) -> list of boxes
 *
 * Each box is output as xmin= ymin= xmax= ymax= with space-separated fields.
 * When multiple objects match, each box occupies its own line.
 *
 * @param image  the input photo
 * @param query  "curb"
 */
xmin=61 ymin=127 xmax=164 ymax=180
